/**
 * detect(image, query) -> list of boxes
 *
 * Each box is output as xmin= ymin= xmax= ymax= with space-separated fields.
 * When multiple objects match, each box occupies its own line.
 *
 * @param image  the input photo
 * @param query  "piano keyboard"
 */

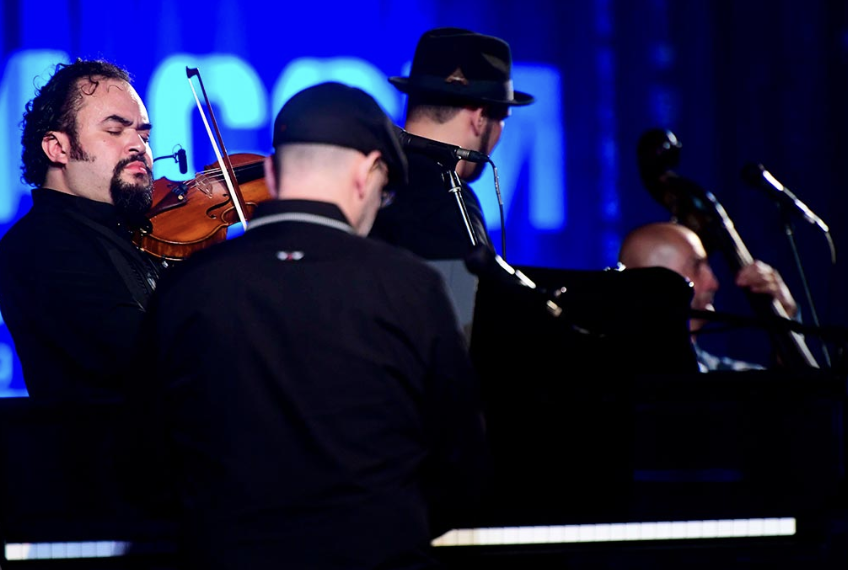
xmin=431 ymin=517 xmax=796 ymax=547
xmin=5 ymin=541 xmax=130 ymax=561
xmin=3 ymin=517 xmax=797 ymax=560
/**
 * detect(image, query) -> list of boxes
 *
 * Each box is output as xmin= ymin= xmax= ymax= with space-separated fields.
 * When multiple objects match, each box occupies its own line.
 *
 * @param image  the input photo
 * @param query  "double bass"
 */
xmin=636 ymin=128 xmax=819 ymax=370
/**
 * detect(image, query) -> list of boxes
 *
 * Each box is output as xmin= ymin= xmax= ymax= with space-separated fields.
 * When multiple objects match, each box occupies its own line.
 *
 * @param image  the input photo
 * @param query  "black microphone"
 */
xmin=394 ymin=126 xmax=489 ymax=164
xmin=176 ymin=148 xmax=188 ymax=174
xmin=464 ymin=244 xmax=563 ymax=318
xmin=741 ymin=163 xmax=829 ymax=233
xmin=153 ymin=147 xmax=189 ymax=174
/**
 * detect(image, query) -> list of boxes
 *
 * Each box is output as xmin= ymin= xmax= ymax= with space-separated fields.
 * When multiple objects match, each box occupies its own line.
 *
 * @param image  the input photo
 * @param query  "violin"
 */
xmin=133 ymin=66 xmax=273 ymax=262
xmin=133 ymin=153 xmax=272 ymax=261
xmin=637 ymin=128 xmax=820 ymax=370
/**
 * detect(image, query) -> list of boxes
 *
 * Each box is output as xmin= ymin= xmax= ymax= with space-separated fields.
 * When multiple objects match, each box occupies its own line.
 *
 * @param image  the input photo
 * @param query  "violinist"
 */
xmin=619 ymin=221 xmax=798 ymax=371
xmin=0 ymin=59 xmax=160 ymax=399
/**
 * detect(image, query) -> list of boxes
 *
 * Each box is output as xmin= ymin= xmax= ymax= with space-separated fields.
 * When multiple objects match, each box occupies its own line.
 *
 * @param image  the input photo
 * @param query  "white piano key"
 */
xmin=455 ymin=529 xmax=475 ymax=546
xmin=684 ymin=520 xmax=703 ymax=539
xmin=732 ymin=519 xmax=749 ymax=537
xmin=717 ymin=519 xmax=735 ymax=537
xmin=609 ymin=523 xmax=627 ymax=541
xmin=594 ymin=524 xmax=612 ymax=542
xmin=624 ymin=522 xmax=642 ymax=541
xmin=780 ymin=517 xmax=796 ymax=535
xmin=577 ymin=524 xmax=596 ymax=542
xmin=669 ymin=521 xmax=688 ymax=540
xmin=5 ymin=543 xmax=28 ymax=561
xmin=426 ymin=517 xmax=798 ymax=547
xmin=747 ymin=517 xmax=764 ymax=537
xmin=50 ymin=542 xmax=68 ymax=559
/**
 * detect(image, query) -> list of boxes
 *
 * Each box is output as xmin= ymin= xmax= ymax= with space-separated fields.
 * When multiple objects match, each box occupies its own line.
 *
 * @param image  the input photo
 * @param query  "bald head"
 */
xmin=619 ymin=222 xmax=719 ymax=331
xmin=619 ymin=222 xmax=704 ymax=274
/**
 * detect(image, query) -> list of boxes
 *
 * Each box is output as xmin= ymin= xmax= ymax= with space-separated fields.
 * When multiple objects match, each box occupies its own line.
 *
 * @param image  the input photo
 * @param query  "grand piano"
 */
xmin=0 ymin=263 xmax=846 ymax=569
xmin=433 ymin=262 xmax=848 ymax=569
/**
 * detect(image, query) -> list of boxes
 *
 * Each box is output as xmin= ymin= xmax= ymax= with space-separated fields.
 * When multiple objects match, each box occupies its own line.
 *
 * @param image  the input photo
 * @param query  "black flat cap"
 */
xmin=272 ymin=82 xmax=408 ymax=185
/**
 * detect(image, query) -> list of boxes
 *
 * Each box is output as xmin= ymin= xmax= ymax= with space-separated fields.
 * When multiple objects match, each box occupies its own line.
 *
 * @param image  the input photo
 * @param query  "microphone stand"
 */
xmin=779 ymin=209 xmax=832 ymax=368
xmin=442 ymin=160 xmax=566 ymax=324
xmin=438 ymin=160 xmax=478 ymax=248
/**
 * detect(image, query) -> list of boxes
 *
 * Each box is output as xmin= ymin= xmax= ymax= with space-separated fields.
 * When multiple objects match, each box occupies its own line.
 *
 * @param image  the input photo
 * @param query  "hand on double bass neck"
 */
xmin=735 ymin=261 xmax=798 ymax=319
xmin=133 ymin=153 xmax=273 ymax=262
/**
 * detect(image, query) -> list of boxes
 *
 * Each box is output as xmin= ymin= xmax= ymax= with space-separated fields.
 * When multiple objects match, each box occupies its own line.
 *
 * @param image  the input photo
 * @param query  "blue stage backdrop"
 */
xmin=2 ymin=0 xmax=847 ymax=395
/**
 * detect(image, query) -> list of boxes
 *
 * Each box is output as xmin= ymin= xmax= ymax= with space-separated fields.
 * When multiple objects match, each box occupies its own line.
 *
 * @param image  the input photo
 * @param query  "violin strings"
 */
xmin=174 ymin=164 xmax=252 ymax=197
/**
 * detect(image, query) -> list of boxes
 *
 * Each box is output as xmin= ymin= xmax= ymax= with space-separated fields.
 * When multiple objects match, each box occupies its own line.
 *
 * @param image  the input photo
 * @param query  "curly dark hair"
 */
xmin=20 ymin=59 xmax=131 ymax=187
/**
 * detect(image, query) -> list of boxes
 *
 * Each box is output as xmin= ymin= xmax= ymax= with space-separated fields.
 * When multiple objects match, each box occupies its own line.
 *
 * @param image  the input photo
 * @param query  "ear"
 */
xmin=469 ymin=107 xmax=486 ymax=137
xmin=42 ymin=132 xmax=70 ymax=165
xmin=263 ymin=154 xmax=278 ymax=198
xmin=353 ymin=150 xmax=382 ymax=200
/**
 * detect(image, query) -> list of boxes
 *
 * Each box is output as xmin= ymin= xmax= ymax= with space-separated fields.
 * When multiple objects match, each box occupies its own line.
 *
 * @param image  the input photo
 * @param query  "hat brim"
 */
xmin=389 ymin=76 xmax=534 ymax=106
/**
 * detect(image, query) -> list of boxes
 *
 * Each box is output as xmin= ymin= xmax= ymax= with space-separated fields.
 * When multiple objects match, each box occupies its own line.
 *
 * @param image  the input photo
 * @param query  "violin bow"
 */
xmin=186 ymin=66 xmax=250 ymax=229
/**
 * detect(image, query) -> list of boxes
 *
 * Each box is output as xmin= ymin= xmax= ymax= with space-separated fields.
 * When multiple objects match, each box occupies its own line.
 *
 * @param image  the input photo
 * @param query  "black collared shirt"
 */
xmin=370 ymin=153 xmax=491 ymax=260
xmin=0 ymin=188 xmax=159 ymax=399
xmin=134 ymin=198 xmax=490 ymax=569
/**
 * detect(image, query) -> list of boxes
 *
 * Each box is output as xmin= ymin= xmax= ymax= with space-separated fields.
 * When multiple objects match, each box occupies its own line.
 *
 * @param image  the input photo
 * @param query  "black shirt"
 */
xmin=0 ymin=188 xmax=159 ymax=399
xmin=134 ymin=199 xmax=490 ymax=569
xmin=370 ymin=153 xmax=491 ymax=260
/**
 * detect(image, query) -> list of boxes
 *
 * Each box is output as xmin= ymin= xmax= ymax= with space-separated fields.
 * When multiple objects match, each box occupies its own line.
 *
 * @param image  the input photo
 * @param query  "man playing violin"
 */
xmin=0 ymin=59 xmax=159 ymax=399
xmin=132 ymin=82 xmax=490 ymax=569
xmin=618 ymin=221 xmax=798 ymax=371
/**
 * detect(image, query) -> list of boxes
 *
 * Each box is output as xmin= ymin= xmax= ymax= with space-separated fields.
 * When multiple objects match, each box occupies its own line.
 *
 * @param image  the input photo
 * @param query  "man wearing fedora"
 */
xmin=370 ymin=27 xmax=534 ymax=336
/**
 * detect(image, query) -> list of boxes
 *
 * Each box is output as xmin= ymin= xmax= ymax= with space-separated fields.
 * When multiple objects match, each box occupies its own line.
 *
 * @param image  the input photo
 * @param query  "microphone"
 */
xmin=394 ymin=126 xmax=489 ymax=164
xmin=153 ymin=146 xmax=189 ymax=175
xmin=176 ymin=148 xmax=188 ymax=174
xmin=741 ymin=163 xmax=829 ymax=233
xmin=464 ymin=244 xmax=563 ymax=318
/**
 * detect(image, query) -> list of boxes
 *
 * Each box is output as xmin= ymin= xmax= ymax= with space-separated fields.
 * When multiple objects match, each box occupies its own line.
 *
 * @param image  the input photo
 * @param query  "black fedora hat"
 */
xmin=389 ymin=27 xmax=534 ymax=107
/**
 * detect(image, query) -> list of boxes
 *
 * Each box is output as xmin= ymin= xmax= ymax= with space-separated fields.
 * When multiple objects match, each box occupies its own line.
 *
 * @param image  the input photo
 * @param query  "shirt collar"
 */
xmin=34 ymin=187 xmax=126 ymax=229
xmin=252 ymin=199 xmax=351 ymax=227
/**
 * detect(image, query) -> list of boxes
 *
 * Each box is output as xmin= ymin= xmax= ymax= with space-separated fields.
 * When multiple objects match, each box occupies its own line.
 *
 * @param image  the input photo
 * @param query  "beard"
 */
xmin=68 ymin=139 xmax=153 ymax=219
xmin=110 ymin=155 xmax=153 ymax=219
xmin=463 ymin=120 xmax=495 ymax=183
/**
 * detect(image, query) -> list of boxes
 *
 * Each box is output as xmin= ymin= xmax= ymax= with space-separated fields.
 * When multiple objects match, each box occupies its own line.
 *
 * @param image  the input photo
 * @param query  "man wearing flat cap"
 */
xmin=129 ymin=82 xmax=490 ymax=570
xmin=370 ymin=27 xmax=534 ymax=335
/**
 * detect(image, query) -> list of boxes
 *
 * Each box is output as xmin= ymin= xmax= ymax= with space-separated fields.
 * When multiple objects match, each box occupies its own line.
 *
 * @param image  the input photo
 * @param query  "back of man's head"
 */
xmin=270 ymin=82 xmax=406 ymax=186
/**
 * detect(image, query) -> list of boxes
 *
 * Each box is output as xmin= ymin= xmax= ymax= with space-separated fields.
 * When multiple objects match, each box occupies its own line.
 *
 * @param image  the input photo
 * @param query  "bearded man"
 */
xmin=0 ymin=59 xmax=159 ymax=398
